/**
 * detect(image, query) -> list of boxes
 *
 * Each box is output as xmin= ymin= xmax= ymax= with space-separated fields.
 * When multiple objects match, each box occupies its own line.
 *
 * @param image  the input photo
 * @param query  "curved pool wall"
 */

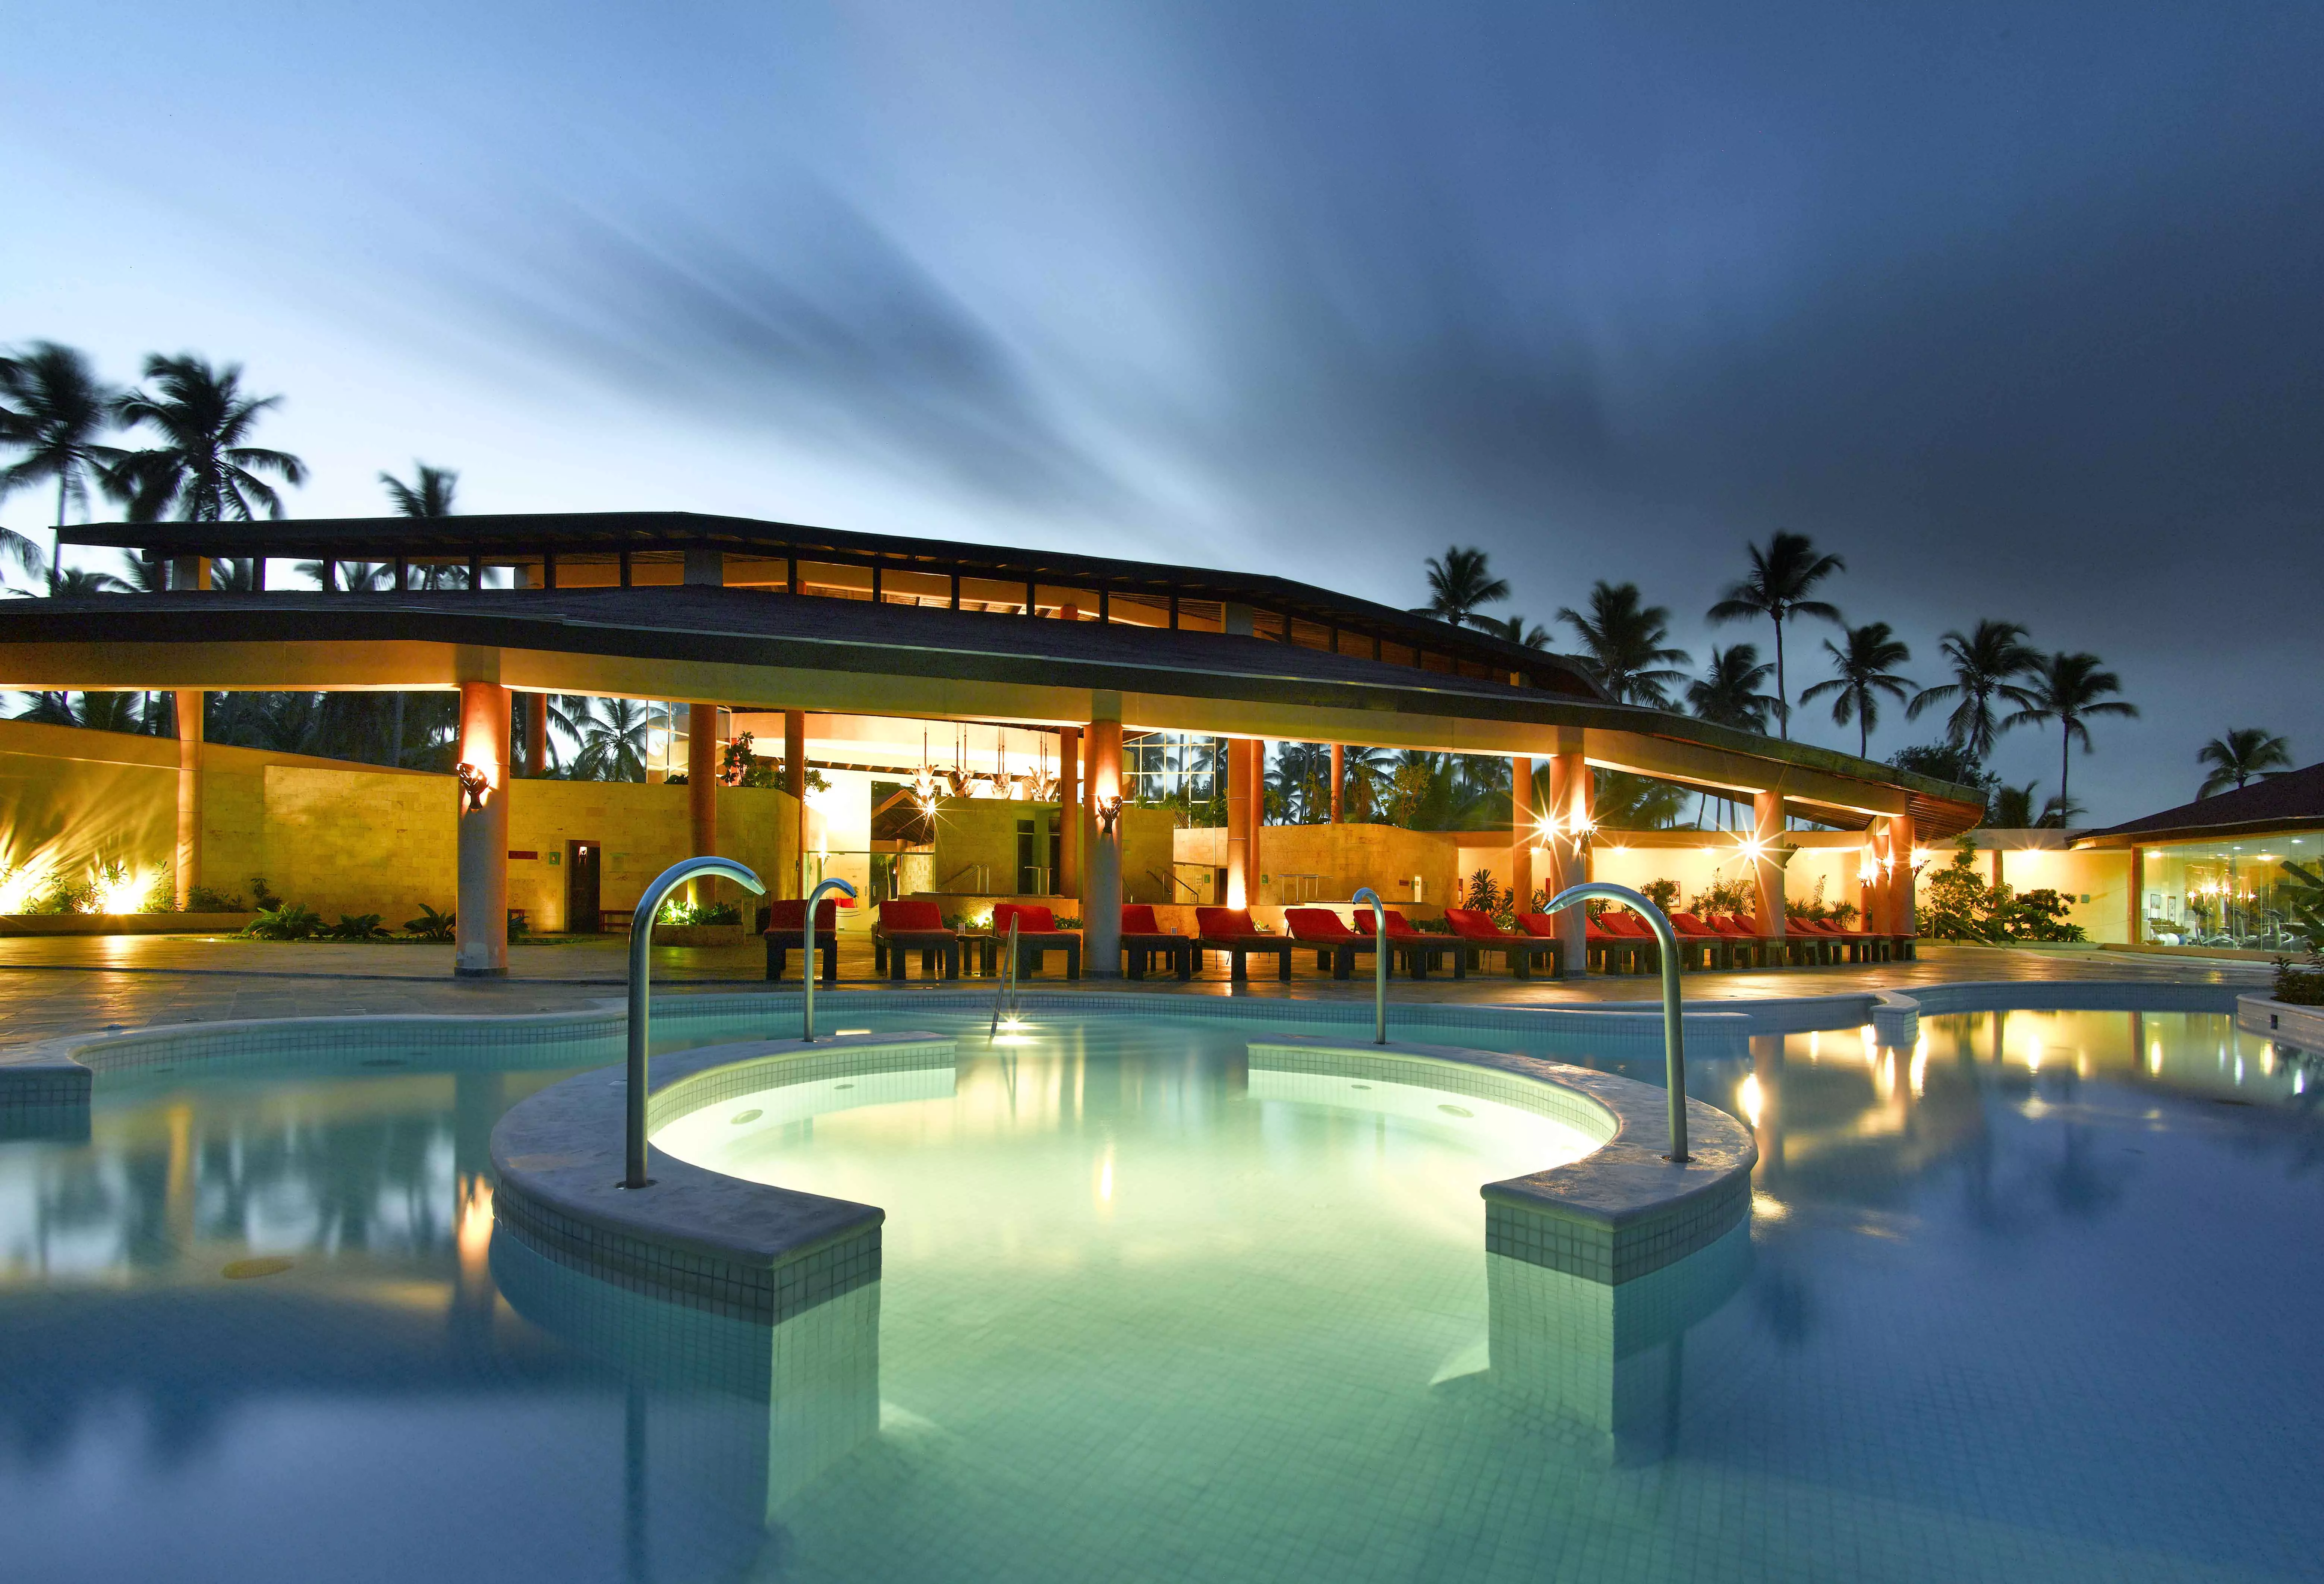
xmin=490 ymin=1031 xmax=954 ymax=1324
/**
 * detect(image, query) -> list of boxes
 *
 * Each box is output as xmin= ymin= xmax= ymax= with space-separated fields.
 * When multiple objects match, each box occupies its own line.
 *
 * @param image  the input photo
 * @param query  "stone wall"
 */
xmin=1175 ymin=821 xmax=1465 ymax=908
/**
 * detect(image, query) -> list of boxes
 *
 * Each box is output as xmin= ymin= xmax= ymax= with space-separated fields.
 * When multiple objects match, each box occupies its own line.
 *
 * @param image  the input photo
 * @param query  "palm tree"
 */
xmin=1412 ymin=546 xmax=1510 ymax=628
xmin=1266 ymin=742 xmax=1331 ymax=823
xmin=1987 ymin=780 xmax=2043 ymax=829
xmin=1481 ymin=612 xmax=1552 ymax=648
xmin=110 ymin=355 xmax=306 ymax=523
xmin=381 ymin=462 xmax=469 ymax=590
xmin=1556 ymin=581 xmax=1691 ymax=707
xmin=16 ymin=566 xmax=127 ymax=598
xmin=0 ymin=342 xmax=118 ymax=585
xmin=1906 ymin=619 xmax=2040 ymax=761
xmin=1707 ymin=531 xmax=1846 ymax=738
xmin=1686 ymin=645 xmax=1777 ymax=733
xmin=1801 ymin=622 xmax=1914 ymax=758
xmin=2197 ymin=728 xmax=2292 ymax=797
xmin=1338 ymin=744 xmax=1394 ymax=821
xmin=572 ymin=697 xmax=652 ymax=782
xmin=2005 ymin=652 xmax=2138 ymax=814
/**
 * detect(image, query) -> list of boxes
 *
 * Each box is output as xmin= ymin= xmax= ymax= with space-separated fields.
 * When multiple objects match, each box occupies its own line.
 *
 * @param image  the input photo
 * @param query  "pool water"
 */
xmin=1 ymin=1009 xmax=2320 ymax=1583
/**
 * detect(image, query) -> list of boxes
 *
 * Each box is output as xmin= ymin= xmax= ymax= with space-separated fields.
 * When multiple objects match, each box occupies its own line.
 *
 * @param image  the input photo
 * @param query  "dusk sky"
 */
xmin=7 ymin=2 xmax=2322 ymax=821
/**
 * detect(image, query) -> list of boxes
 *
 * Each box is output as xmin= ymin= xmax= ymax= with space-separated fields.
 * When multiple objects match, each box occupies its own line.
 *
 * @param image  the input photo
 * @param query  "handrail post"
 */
xmin=1543 ymin=880 xmax=1691 ymax=1162
xmin=625 ymin=855 xmax=766 ymax=1189
xmin=801 ymin=876 xmax=857 ymax=1042
xmin=1352 ymin=887 xmax=1388 ymax=1044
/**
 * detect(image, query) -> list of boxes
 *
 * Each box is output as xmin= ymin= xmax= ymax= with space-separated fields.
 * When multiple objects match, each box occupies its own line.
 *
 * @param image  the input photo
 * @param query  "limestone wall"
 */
xmin=1174 ymin=821 xmax=1461 ymax=908
xmin=930 ymin=799 xmax=1174 ymax=903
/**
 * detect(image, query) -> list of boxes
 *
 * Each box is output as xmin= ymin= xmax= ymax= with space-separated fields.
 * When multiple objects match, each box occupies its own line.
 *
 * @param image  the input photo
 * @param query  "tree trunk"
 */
xmin=1773 ymin=616 xmax=1789 ymax=738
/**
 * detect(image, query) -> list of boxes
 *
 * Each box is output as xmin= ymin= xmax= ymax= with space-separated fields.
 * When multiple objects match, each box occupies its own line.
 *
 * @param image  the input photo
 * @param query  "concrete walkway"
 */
xmin=0 ymin=931 xmax=2268 ymax=1056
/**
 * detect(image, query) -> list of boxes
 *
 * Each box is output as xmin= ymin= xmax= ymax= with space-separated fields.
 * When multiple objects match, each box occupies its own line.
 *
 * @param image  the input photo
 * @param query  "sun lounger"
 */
xmin=873 ymin=899 xmax=960 ymax=981
xmin=763 ymin=897 xmax=840 ymax=984
xmin=1442 ymin=908 xmax=1564 ymax=979
xmin=1119 ymin=904 xmax=1193 ymax=981
xmin=1195 ymin=907 xmax=1292 ymax=982
xmin=1285 ymin=907 xmax=1382 ymax=980
xmin=992 ymin=903 xmax=1081 ymax=979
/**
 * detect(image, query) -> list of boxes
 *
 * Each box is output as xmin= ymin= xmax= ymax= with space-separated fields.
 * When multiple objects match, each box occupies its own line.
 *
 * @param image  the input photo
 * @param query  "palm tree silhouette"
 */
xmin=2196 ymin=728 xmax=2292 ymax=797
xmin=1686 ymin=644 xmax=1777 ymax=733
xmin=1413 ymin=546 xmax=1510 ymax=628
xmin=110 ymin=354 xmax=306 ymax=525
xmin=380 ymin=463 xmax=468 ymax=589
xmin=2005 ymin=653 xmax=2137 ymax=814
xmin=0 ymin=342 xmax=120 ymax=586
xmin=1481 ymin=611 xmax=1552 ymax=648
xmin=572 ymin=698 xmax=653 ymax=782
xmin=1556 ymin=581 xmax=1691 ymax=706
xmin=1906 ymin=619 xmax=2040 ymax=761
xmin=1707 ymin=532 xmax=1846 ymax=738
xmin=1801 ymin=622 xmax=1914 ymax=758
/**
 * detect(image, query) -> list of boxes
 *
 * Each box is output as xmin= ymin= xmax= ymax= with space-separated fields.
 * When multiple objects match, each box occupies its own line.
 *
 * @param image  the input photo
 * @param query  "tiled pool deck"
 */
xmin=0 ymin=934 xmax=2267 ymax=1059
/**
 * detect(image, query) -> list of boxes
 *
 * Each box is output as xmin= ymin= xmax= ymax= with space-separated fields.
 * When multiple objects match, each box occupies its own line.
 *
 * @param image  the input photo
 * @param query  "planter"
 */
xmin=654 ymin=925 xmax=748 ymax=948
xmin=0 ymin=912 xmax=259 ymax=937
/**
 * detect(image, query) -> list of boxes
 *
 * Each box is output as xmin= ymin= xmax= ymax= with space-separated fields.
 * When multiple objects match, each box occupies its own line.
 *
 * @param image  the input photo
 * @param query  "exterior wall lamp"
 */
xmin=1096 ymin=794 xmax=1124 ymax=836
xmin=454 ymin=762 xmax=492 ymax=811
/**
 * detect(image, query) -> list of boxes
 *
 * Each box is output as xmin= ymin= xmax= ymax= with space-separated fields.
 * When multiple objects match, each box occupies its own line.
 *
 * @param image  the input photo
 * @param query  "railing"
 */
xmin=941 ymin=863 xmax=993 ymax=893
xmin=988 ymin=914 xmax=1022 ymax=1039
xmin=1352 ymin=886 xmax=1388 ymax=1045
xmin=800 ymin=876 xmax=858 ymax=1043
xmin=1543 ymin=881 xmax=1692 ymax=1163
xmin=624 ymin=855 xmax=766 ymax=1189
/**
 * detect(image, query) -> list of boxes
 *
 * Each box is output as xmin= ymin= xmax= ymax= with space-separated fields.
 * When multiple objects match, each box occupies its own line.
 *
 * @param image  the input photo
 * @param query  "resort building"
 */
xmin=2073 ymin=763 xmax=2324 ymax=953
xmin=0 ymin=511 xmax=1984 ymax=974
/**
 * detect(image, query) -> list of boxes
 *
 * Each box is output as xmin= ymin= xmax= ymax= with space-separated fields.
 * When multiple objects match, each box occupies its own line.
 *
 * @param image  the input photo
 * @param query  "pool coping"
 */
xmin=1249 ymin=1036 xmax=1756 ymax=1285
xmin=488 ymin=1031 xmax=954 ymax=1325
xmin=2236 ymin=993 xmax=2324 ymax=1054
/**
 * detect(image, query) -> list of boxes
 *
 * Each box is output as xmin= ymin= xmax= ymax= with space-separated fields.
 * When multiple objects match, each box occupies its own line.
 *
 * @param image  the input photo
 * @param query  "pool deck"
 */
xmin=0 ymin=933 xmax=2269 ymax=1058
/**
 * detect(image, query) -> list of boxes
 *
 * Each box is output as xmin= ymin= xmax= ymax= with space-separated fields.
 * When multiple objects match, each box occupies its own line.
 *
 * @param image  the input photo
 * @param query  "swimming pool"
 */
xmin=0 ymin=1001 xmax=2318 ymax=1582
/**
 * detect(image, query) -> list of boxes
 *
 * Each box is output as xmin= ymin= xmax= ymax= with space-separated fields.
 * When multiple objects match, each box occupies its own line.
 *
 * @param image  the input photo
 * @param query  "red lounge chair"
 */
xmin=764 ymin=897 xmax=840 ymax=985
xmin=1285 ymin=907 xmax=1381 ymax=980
xmin=1707 ymin=914 xmax=1778 ymax=969
xmin=874 ymin=899 xmax=960 ymax=981
xmin=1779 ymin=916 xmax=1840 ymax=965
xmin=992 ymin=903 xmax=1082 ymax=980
xmin=1381 ymin=909 xmax=1461 ymax=978
xmin=1195 ymin=907 xmax=1293 ymax=982
xmin=1119 ymin=904 xmax=1192 ymax=981
xmin=1664 ymin=912 xmax=1737 ymax=971
xmin=1442 ymin=908 xmax=1564 ymax=979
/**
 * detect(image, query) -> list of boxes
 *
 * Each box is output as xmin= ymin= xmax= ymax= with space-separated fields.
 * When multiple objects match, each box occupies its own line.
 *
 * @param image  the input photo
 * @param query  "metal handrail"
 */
xmin=1352 ymin=886 xmax=1388 ymax=1044
xmin=1543 ymin=881 xmax=1692 ymax=1163
xmin=989 ymin=914 xmax=1021 ymax=1039
xmin=624 ymin=855 xmax=766 ymax=1189
xmin=800 ymin=876 xmax=858 ymax=1042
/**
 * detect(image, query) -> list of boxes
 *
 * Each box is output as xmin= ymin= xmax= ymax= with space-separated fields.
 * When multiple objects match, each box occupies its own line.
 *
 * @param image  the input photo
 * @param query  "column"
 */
xmin=1087 ymin=712 xmax=1123 ymax=977
xmin=1225 ymin=738 xmax=1253 ymax=908
xmin=2128 ymin=846 xmax=2144 ymax=944
xmin=784 ymin=710 xmax=806 ymax=896
xmin=1057 ymin=726 xmax=1081 ymax=898
xmin=1545 ymin=749 xmax=1590 ymax=971
xmin=174 ymin=690 xmax=203 ymax=909
xmin=1751 ymin=789 xmax=1787 ymax=941
xmin=454 ymin=680 xmax=511 ymax=978
xmin=1889 ymin=813 xmax=1917 ymax=940
xmin=1249 ymin=739 xmax=1265 ymax=896
xmin=1329 ymin=744 xmax=1344 ymax=824
xmin=1510 ymin=755 xmax=1533 ymax=909
xmin=689 ymin=703 xmax=719 ymax=906
xmin=1868 ymin=824 xmax=1895 ymax=937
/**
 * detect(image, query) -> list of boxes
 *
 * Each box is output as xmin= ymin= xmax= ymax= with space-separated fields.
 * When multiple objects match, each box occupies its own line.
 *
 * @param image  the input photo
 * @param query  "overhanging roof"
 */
xmin=2076 ymin=761 xmax=2324 ymax=848
xmin=0 ymin=585 xmax=1988 ymax=836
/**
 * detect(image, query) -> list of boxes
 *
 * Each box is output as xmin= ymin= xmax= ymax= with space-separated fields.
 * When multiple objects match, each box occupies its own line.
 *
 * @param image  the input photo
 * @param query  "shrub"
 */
xmin=323 ymin=913 xmax=390 ymax=940
xmin=404 ymin=903 xmax=456 ymax=940
xmin=250 ymin=877 xmax=281 ymax=910
xmin=1687 ymin=877 xmax=1754 ymax=917
xmin=186 ymin=884 xmax=246 ymax=912
xmin=1921 ymin=844 xmax=1997 ymax=943
xmin=508 ymin=911 xmax=531 ymax=942
xmin=2272 ymin=951 xmax=2324 ymax=1006
xmin=2003 ymin=889 xmax=2087 ymax=943
xmin=242 ymin=902 xmax=321 ymax=940
xmin=1639 ymin=878 xmax=1681 ymax=915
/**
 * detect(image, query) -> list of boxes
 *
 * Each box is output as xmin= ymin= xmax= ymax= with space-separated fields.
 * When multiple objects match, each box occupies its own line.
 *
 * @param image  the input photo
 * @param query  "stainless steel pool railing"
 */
xmin=1352 ymin=886 xmax=1388 ymax=1045
xmin=624 ymin=856 xmax=767 ymax=1189
xmin=800 ymin=876 xmax=858 ymax=1044
xmin=1542 ymin=881 xmax=1692 ymax=1164
xmin=989 ymin=914 xmax=1022 ymax=1039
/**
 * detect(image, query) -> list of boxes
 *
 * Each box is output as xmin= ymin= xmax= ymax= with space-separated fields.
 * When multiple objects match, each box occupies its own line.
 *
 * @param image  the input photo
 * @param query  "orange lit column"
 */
xmin=1889 ymin=812 xmax=1918 ymax=943
xmin=1868 ymin=826 xmax=1895 ymax=937
xmin=174 ymin=690 xmax=203 ymax=909
xmin=1330 ymin=744 xmax=1344 ymax=824
xmin=454 ymin=680 xmax=511 ymax=978
xmin=1057 ymin=726 xmax=1081 ymax=898
xmin=689 ymin=703 xmax=719 ymax=905
xmin=1546 ymin=748 xmax=1590 ymax=972
xmin=1510 ymin=755 xmax=1533 ymax=908
xmin=784 ymin=710 xmax=806 ymax=896
xmin=1751 ymin=789 xmax=1788 ymax=945
xmin=2128 ymin=846 xmax=2144 ymax=944
xmin=1086 ymin=707 xmax=1123 ymax=976
xmin=1225 ymin=737 xmax=1253 ymax=908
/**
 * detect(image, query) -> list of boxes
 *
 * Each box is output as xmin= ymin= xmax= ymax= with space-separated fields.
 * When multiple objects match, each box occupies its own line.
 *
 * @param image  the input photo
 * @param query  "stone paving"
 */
xmin=0 ymin=930 xmax=2268 ymax=1058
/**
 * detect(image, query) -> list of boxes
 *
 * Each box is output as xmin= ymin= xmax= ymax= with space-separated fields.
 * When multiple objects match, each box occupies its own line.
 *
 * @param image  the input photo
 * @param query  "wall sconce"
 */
xmin=1096 ymin=794 xmax=1124 ymax=836
xmin=455 ymin=762 xmax=492 ymax=811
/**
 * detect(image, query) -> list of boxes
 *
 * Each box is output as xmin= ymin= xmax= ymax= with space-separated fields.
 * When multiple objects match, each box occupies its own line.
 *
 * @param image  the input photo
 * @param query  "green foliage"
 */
xmin=185 ymin=883 xmax=246 ymax=912
xmin=2002 ymin=889 xmax=2086 ymax=942
xmin=250 ymin=876 xmax=281 ymax=909
xmin=2271 ymin=950 xmax=2324 ymax=1006
xmin=242 ymin=901 xmax=321 ymax=940
xmin=2275 ymin=860 xmax=2324 ymax=948
xmin=1639 ymin=878 xmax=1681 ymax=914
xmin=721 ymin=731 xmax=782 ymax=788
xmin=654 ymin=897 xmax=741 ymax=927
xmin=508 ymin=910 xmax=532 ymax=941
xmin=1461 ymin=870 xmax=1517 ymax=928
xmin=403 ymin=903 xmax=456 ymax=940
xmin=322 ymin=912 xmax=390 ymax=940
xmin=1920 ymin=845 xmax=1996 ymax=942
xmin=1686 ymin=877 xmax=1754 ymax=916
xmin=1593 ymin=770 xmax=1690 ymax=830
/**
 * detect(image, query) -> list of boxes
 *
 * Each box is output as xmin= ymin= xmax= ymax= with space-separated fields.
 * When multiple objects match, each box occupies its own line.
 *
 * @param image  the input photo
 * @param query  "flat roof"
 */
xmin=60 ymin=509 xmax=1599 ymax=697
